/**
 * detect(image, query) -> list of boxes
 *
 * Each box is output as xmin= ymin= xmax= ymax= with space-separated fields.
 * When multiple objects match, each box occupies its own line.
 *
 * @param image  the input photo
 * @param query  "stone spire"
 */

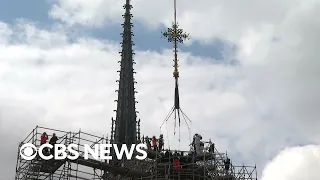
xmin=111 ymin=0 xmax=138 ymax=146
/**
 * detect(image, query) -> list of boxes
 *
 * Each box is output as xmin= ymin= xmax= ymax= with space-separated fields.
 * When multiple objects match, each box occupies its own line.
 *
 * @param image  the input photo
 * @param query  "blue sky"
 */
xmin=0 ymin=0 xmax=52 ymax=23
xmin=0 ymin=0 xmax=234 ymax=60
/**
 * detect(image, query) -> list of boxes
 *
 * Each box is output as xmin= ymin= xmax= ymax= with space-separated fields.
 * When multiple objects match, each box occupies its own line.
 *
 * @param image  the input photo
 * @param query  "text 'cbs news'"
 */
xmin=20 ymin=143 xmax=148 ymax=161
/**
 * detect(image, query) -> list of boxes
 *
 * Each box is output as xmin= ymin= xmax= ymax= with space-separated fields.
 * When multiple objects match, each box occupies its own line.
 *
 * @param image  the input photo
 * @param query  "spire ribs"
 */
xmin=111 ymin=0 xmax=138 ymax=147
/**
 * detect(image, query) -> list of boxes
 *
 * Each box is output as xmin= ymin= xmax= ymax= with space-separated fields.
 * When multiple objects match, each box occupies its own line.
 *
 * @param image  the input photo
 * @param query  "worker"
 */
xmin=158 ymin=134 xmax=164 ymax=151
xmin=151 ymin=136 xmax=157 ymax=151
xmin=224 ymin=158 xmax=230 ymax=171
xmin=173 ymin=150 xmax=179 ymax=157
xmin=145 ymin=136 xmax=151 ymax=150
xmin=180 ymin=151 xmax=184 ymax=156
xmin=162 ymin=150 xmax=170 ymax=162
xmin=209 ymin=143 xmax=215 ymax=153
xmin=164 ymin=150 xmax=170 ymax=158
xmin=40 ymin=132 xmax=49 ymax=155
xmin=190 ymin=133 xmax=198 ymax=153
xmin=194 ymin=134 xmax=201 ymax=154
xmin=40 ymin=132 xmax=48 ymax=145
xmin=173 ymin=158 xmax=181 ymax=169
xmin=49 ymin=133 xmax=58 ymax=155
xmin=199 ymin=135 xmax=204 ymax=154
xmin=199 ymin=141 xmax=204 ymax=155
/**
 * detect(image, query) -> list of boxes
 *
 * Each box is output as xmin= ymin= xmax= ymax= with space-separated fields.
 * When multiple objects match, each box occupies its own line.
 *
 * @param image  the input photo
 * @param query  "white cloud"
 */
xmin=0 ymin=22 xmax=12 ymax=44
xmin=48 ymin=0 xmax=314 ymax=44
xmin=261 ymin=145 xmax=320 ymax=180
xmin=49 ymin=0 xmax=124 ymax=27
xmin=1 ymin=0 xmax=320 ymax=179
xmin=0 ymin=21 xmax=258 ymax=178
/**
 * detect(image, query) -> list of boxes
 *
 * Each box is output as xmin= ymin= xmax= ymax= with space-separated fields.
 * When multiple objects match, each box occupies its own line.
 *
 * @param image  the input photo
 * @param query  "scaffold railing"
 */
xmin=135 ymin=137 xmax=258 ymax=180
xmin=15 ymin=126 xmax=257 ymax=180
xmin=15 ymin=126 xmax=109 ymax=180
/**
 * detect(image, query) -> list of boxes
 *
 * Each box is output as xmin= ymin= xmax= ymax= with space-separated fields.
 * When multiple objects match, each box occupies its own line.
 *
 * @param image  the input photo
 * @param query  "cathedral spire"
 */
xmin=111 ymin=0 xmax=138 ymax=146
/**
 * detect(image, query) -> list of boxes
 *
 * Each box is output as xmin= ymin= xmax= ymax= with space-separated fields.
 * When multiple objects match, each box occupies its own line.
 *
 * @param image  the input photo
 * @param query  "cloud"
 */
xmin=0 ymin=20 xmax=257 ymax=179
xmin=48 ymin=0 xmax=314 ymax=44
xmin=261 ymin=145 xmax=320 ymax=180
xmin=49 ymin=0 xmax=124 ymax=27
xmin=244 ymin=1 xmax=320 ymax=136
xmin=1 ymin=0 xmax=320 ymax=179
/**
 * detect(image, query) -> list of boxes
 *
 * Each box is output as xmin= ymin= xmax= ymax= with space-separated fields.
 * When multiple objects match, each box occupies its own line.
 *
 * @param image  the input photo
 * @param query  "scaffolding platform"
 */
xmin=15 ymin=126 xmax=257 ymax=180
xmin=136 ymin=138 xmax=258 ymax=180
xmin=15 ymin=126 xmax=150 ymax=180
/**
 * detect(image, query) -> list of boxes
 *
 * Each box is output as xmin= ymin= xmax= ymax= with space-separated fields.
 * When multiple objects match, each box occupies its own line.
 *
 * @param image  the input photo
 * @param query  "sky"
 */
xmin=0 ymin=0 xmax=320 ymax=179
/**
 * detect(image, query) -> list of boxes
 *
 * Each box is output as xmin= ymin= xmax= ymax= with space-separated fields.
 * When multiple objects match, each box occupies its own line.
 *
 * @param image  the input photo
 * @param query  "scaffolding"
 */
xmin=134 ymin=136 xmax=258 ymax=180
xmin=15 ymin=126 xmax=151 ymax=180
xmin=15 ymin=126 xmax=257 ymax=180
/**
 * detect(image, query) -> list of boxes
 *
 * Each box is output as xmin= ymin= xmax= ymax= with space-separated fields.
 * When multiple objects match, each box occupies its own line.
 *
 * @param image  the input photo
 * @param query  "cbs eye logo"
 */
xmin=20 ymin=143 xmax=37 ymax=160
